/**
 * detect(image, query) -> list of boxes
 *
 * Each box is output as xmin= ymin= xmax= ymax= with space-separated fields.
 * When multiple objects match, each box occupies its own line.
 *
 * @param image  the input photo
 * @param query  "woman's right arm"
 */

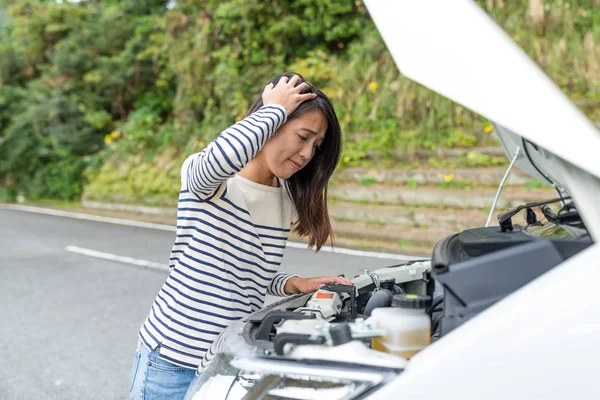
xmin=182 ymin=74 xmax=315 ymax=199
xmin=182 ymin=104 xmax=286 ymax=199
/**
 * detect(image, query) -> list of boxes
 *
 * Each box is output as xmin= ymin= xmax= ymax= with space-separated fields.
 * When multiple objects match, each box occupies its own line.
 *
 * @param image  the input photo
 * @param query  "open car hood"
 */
xmin=364 ymin=0 xmax=600 ymax=238
xmin=493 ymin=123 xmax=566 ymax=190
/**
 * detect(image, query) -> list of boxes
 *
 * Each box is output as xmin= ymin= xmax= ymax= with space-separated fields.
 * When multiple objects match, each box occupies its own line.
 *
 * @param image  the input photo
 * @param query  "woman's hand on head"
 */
xmin=262 ymin=75 xmax=317 ymax=117
xmin=284 ymin=276 xmax=354 ymax=295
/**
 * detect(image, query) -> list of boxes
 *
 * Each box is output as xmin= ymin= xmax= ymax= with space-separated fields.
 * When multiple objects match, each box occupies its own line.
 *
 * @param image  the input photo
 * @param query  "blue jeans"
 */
xmin=129 ymin=344 xmax=197 ymax=400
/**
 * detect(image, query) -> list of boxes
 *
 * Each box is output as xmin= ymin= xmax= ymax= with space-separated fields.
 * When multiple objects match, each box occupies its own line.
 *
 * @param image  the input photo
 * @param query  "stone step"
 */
xmin=329 ymin=202 xmax=489 ymax=231
xmin=290 ymin=232 xmax=433 ymax=258
xmin=84 ymin=195 xmax=534 ymax=232
xmin=329 ymin=185 xmax=556 ymax=210
xmin=343 ymin=139 xmax=506 ymax=163
xmin=329 ymin=219 xmax=453 ymax=247
xmin=374 ymin=146 xmax=507 ymax=163
xmin=332 ymin=166 xmax=537 ymax=187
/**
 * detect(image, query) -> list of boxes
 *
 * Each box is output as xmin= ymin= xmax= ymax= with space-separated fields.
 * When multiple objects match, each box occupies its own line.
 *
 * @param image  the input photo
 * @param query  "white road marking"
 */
xmin=2 ymin=204 xmax=421 ymax=261
xmin=65 ymin=245 xmax=170 ymax=271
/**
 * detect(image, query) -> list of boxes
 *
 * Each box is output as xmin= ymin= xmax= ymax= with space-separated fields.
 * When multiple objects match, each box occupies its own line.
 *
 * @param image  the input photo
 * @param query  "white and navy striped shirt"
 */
xmin=138 ymin=105 xmax=297 ymax=369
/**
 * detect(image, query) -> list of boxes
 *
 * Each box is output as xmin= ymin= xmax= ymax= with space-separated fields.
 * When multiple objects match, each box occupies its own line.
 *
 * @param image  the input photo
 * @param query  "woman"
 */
xmin=129 ymin=72 xmax=351 ymax=399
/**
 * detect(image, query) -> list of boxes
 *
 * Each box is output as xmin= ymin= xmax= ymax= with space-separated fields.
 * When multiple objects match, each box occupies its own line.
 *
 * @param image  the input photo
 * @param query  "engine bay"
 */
xmin=243 ymin=260 xmax=432 ymax=360
xmin=187 ymin=203 xmax=595 ymax=400
xmin=243 ymin=214 xmax=592 ymax=364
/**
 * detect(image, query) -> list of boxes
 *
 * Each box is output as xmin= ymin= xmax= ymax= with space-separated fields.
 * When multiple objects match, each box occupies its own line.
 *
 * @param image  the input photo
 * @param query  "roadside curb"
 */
xmin=0 ymin=203 xmax=423 ymax=259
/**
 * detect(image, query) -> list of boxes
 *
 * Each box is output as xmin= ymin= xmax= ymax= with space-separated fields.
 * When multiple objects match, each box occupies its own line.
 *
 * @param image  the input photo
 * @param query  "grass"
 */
xmin=427 ymin=154 xmax=508 ymax=169
xmin=397 ymin=239 xmax=414 ymax=248
xmin=370 ymin=219 xmax=386 ymax=228
xmin=27 ymin=199 xmax=82 ymax=209
xmin=358 ymin=177 xmax=379 ymax=186
xmin=437 ymin=181 xmax=475 ymax=190
xmin=406 ymin=179 xmax=418 ymax=189
xmin=524 ymin=179 xmax=548 ymax=189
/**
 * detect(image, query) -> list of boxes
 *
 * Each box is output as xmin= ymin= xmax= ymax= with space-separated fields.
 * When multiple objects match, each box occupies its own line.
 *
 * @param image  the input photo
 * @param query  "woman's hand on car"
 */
xmin=284 ymin=276 xmax=354 ymax=295
xmin=262 ymin=74 xmax=316 ymax=116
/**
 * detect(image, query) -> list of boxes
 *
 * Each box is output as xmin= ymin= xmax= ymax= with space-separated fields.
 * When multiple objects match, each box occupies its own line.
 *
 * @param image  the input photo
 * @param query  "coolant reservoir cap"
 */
xmin=380 ymin=277 xmax=396 ymax=291
xmin=391 ymin=294 xmax=432 ymax=309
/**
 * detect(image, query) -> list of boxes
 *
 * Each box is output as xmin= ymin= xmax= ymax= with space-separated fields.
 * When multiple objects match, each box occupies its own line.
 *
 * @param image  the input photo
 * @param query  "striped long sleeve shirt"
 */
xmin=138 ymin=104 xmax=298 ymax=369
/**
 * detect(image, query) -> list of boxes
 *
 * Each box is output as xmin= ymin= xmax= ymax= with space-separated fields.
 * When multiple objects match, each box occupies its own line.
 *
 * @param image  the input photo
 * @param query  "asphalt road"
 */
xmin=0 ymin=207 xmax=415 ymax=400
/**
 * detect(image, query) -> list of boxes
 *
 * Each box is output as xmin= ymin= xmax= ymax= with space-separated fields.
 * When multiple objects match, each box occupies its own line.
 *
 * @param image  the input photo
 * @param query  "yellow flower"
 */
xmin=484 ymin=124 xmax=493 ymax=133
xmin=444 ymin=173 xmax=454 ymax=183
xmin=104 ymin=130 xmax=121 ymax=145
xmin=368 ymin=81 xmax=378 ymax=91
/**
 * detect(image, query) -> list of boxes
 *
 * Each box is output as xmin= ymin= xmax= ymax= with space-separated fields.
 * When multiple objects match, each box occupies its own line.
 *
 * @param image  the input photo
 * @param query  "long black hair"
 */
xmin=246 ymin=72 xmax=342 ymax=251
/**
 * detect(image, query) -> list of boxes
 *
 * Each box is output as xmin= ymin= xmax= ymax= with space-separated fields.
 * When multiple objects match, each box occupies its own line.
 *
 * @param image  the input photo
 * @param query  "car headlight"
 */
xmin=185 ymin=354 xmax=400 ymax=400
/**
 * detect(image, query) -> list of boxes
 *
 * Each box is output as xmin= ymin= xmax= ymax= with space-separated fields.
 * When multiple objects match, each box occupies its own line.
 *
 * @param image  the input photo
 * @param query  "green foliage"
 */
xmin=437 ymin=181 xmax=474 ymax=190
xmin=27 ymin=157 xmax=86 ymax=200
xmin=159 ymin=0 xmax=369 ymax=137
xmin=358 ymin=177 xmax=378 ymax=186
xmin=0 ymin=85 xmax=23 ymax=133
xmin=524 ymin=179 xmax=548 ymax=189
xmin=0 ymin=0 xmax=599 ymax=201
xmin=459 ymin=152 xmax=508 ymax=168
xmin=427 ymin=152 xmax=508 ymax=169
xmin=84 ymin=155 xmax=182 ymax=205
xmin=406 ymin=179 xmax=418 ymax=190
xmin=0 ymin=93 xmax=101 ymax=198
xmin=397 ymin=239 xmax=414 ymax=248
xmin=0 ymin=0 xmax=170 ymax=199
xmin=478 ymin=0 xmax=600 ymax=118
xmin=0 ymin=186 xmax=16 ymax=201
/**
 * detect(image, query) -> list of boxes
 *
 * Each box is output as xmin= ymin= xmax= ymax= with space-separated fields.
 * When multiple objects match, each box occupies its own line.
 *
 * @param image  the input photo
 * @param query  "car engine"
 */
xmin=244 ymin=212 xmax=591 ymax=363
xmin=242 ymin=260 xmax=433 ymax=359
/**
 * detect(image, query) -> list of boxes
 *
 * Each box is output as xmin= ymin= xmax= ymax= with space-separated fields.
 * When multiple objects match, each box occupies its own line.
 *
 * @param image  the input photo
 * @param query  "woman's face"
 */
xmin=262 ymin=109 xmax=327 ymax=179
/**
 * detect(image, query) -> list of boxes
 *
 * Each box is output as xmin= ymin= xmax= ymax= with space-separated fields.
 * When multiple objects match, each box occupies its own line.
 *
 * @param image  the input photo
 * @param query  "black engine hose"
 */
xmin=364 ymin=289 xmax=393 ymax=316
xmin=426 ymin=296 xmax=444 ymax=315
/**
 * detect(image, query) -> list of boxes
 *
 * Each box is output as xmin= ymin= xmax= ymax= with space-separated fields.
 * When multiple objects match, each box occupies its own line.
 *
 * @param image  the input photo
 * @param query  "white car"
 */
xmin=184 ymin=1 xmax=600 ymax=399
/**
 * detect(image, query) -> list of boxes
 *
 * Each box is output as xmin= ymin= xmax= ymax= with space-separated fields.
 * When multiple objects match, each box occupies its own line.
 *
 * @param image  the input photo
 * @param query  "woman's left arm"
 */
xmin=267 ymin=272 xmax=300 ymax=297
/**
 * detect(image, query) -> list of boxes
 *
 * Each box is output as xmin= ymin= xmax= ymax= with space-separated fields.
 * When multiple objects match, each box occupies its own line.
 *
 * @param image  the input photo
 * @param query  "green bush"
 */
xmin=83 ymin=154 xmax=183 ymax=205
xmin=0 ymin=0 xmax=598 ymax=202
xmin=26 ymin=157 xmax=87 ymax=200
xmin=0 ymin=186 xmax=17 ymax=202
